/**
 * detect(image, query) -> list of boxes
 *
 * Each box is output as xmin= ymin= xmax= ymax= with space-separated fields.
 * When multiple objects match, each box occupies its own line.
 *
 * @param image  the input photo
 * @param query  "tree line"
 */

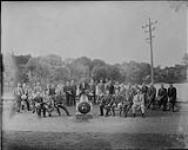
xmin=3 ymin=53 xmax=187 ymax=87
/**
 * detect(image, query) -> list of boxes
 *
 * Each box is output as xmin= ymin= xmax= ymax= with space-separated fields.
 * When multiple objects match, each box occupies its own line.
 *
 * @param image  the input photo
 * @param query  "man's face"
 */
xmin=161 ymin=84 xmax=164 ymax=88
xmin=71 ymin=80 xmax=74 ymax=85
xmin=90 ymin=79 xmax=94 ymax=83
xmin=115 ymin=90 xmax=119 ymax=95
xmin=106 ymin=90 xmax=109 ymax=95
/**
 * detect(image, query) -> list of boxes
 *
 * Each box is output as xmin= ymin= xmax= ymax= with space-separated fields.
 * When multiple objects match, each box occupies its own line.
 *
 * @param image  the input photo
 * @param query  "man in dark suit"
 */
xmin=147 ymin=84 xmax=156 ymax=109
xmin=99 ymin=90 xmax=113 ymax=116
xmin=64 ymin=81 xmax=72 ymax=106
xmin=141 ymin=83 xmax=148 ymax=105
xmin=79 ymin=81 xmax=89 ymax=96
xmin=158 ymin=84 xmax=168 ymax=111
xmin=70 ymin=80 xmax=77 ymax=106
xmin=54 ymin=92 xmax=70 ymax=116
xmin=107 ymin=80 xmax=115 ymax=95
xmin=88 ymin=79 xmax=96 ymax=104
xmin=168 ymin=84 xmax=177 ymax=112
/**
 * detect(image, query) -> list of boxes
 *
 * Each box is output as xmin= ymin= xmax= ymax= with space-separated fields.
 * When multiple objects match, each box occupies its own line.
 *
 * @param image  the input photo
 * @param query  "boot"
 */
xmin=142 ymin=113 xmax=145 ymax=118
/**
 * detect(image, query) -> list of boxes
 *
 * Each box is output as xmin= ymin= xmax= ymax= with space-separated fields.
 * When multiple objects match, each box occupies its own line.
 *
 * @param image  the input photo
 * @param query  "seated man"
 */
xmin=111 ymin=89 xmax=123 ymax=116
xmin=99 ymin=90 xmax=113 ymax=117
xmin=54 ymin=91 xmax=70 ymax=116
xmin=132 ymin=89 xmax=145 ymax=118
xmin=33 ymin=92 xmax=47 ymax=117
xmin=43 ymin=90 xmax=54 ymax=117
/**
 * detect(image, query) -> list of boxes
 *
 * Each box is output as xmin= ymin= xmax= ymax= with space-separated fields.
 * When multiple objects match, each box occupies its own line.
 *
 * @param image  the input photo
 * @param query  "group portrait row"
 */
xmin=13 ymin=78 xmax=177 ymax=118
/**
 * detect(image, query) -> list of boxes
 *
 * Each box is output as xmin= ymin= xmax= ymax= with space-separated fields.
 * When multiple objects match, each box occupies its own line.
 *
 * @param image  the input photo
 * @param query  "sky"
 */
xmin=1 ymin=1 xmax=187 ymax=67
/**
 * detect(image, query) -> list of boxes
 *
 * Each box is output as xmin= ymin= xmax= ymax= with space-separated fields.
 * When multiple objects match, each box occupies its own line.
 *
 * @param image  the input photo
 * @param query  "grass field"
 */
xmin=2 ymin=82 xmax=188 ymax=150
xmin=2 ymin=102 xmax=188 ymax=150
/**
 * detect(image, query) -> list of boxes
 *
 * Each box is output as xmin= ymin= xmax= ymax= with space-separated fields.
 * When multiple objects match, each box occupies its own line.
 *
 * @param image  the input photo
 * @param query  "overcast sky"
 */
xmin=2 ymin=1 xmax=187 ymax=67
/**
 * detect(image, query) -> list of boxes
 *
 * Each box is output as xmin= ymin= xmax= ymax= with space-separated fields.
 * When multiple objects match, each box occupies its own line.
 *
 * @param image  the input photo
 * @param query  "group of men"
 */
xmin=13 ymin=78 xmax=177 ymax=118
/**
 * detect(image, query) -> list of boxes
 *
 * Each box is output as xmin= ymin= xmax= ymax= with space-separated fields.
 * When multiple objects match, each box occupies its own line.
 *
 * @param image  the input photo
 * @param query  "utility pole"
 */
xmin=142 ymin=17 xmax=158 ymax=84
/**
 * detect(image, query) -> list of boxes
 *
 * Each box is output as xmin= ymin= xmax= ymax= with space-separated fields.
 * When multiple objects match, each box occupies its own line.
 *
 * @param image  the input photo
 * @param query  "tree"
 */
xmin=51 ymin=67 xmax=70 ymax=83
xmin=106 ymin=65 xmax=122 ymax=81
xmin=92 ymin=65 xmax=108 ymax=81
xmin=182 ymin=53 xmax=188 ymax=66
xmin=26 ymin=57 xmax=50 ymax=84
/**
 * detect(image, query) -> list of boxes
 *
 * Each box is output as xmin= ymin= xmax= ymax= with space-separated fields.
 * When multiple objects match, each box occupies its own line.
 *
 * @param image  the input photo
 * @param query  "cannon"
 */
xmin=75 ymin=92 xmax=93 ymax=120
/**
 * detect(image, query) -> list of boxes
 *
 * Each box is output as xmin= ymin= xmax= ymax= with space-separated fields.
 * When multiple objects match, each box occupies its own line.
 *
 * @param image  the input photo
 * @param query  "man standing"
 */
xmin=147 ymin=84 xmax=156 ymax=110
xmin=98 ymin=79 xmax=105 ymax=97
xmin=79 ymin=81 xmax=89 ymax=96
xmin=70 ymin=80 xmax=77 ymax=106
xmin=88 ymin=79 xmax=96 ymax=104
xmin=34 ymin=82 xmax=42 ymax=94
xmin=64 ymin=81 xmax=72 ymax=106
xmin=158 ymin=84 xmax=168 ymax=111
xmin=124 ymin=83 xmax=134 ymax=117
xmin=21 ymin=83 xmax=30 ymax=111
xmin=168 ymin=84 xmax=177 ymax=112
xmin=141 ymin=83 xmax=148 ymax=105
xmin=108 ymin=80 xmax=115 ymax=95
xmin=13 ymin=83 xmax=23 ymax=112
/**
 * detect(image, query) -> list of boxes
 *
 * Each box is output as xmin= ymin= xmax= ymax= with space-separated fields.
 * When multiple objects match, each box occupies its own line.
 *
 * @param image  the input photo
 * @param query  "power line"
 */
xmin=142 ymin=17 xmax=158 ymax=84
